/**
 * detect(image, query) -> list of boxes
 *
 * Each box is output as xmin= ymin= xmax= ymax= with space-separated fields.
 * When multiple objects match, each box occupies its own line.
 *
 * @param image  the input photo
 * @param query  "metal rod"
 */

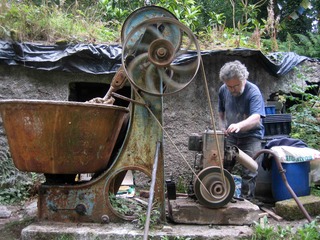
xmin=111 ymin=92 xmax=147 ymax=106
xmin=253 ymin=149 xmax=312 ymax=223
xmin=103 ymin=85 xmax=115 ymax=101
xmin=143 ymin=141 xmax=161 ymax=240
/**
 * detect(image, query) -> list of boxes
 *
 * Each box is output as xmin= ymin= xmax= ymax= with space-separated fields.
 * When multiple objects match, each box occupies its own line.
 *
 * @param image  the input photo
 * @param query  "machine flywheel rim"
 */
xmin=193 ymin=166 xmax=235 ymax=208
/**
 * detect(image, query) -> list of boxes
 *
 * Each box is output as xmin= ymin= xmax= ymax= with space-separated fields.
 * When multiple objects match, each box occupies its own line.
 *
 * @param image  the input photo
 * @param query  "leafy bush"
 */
xmin=0 ymin=152 xmax=43 ymax=204
xmin=284 ymin=68 xmax=320 ymax=149
xmin=293 ymin=32 xmax=320 ymax=58
xmin=288 ymin=88 xmax=320 ymax=149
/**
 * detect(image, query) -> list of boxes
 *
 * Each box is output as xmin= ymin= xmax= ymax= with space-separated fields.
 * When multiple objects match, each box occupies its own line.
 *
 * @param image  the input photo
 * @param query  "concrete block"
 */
xmin=275 ymin=195 xmax=320 ymax=220
xmin=169 ymin=197 xmax=260 ymax=225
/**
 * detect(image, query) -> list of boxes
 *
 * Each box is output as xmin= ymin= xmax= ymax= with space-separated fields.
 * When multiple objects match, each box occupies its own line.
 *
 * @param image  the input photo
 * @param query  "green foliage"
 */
xmin=136 ymin=207 xmax=161 ymax=230
xmin=175 ymin=176 xmax=188 ymax=193
xmin=292 ymin=32 xmax=320 ymax=58
xmin=283 ymin=68 xmax=320 ymax=149
xmin=157 ymin=0 xmax=202 ymax=32
xmin=109 ymin=193 xmax=139 ymax=216
xmin=109 ymin=193 xmax=161 ymax=229
xmin=0 ymin=0 xmax=319 ymax=54
xmin=0 ymin=0 xmax=114 ymax=43
xmin=252 ymin=216 xmax=320 ymax=240
xmin=207 ymin=11 xmax=226 ymax=27
xmin=252 ymin=216 xmax=284 ymax=239
xmin=276 ymin=0 xmax=319 ymax=42
xmin=99 ymin=0 xmax=130 ymax=23
xmin=0 ymin=152 xmax=43 ymax=204
xmin=296 ymin=220 xmax=320 ymax=240
xmin=311 ymin=184 xmax=320 ymax=197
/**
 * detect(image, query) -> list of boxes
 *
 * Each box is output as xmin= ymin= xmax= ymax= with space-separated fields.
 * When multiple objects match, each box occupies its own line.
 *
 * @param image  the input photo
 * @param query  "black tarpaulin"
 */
xmin=0 ymin=41 xmax=314 ymax=76
xmin=0 ymin=41 xmax=122 ymax=74
xmin=201 ymin=48 xmax=311 ymax=76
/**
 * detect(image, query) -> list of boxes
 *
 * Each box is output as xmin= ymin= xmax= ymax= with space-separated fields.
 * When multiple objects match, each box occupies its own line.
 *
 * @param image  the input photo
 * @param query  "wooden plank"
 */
xmin=260 ymin=207 xmax=283 ymax=221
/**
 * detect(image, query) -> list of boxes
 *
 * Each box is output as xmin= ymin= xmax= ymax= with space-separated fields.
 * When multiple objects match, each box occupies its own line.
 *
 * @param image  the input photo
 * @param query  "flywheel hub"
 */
xmin=148 ymin=39 xmax=175 ymax=67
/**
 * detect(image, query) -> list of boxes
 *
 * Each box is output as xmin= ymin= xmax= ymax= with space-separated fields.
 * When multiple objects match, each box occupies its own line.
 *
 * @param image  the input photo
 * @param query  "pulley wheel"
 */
xmin=121 ymin=5 xmax=180 ymax=47
xmin=193 ymin=166 xmax=235 ymax=208
xmin=121 ymin=17 xmax=201 ymax=96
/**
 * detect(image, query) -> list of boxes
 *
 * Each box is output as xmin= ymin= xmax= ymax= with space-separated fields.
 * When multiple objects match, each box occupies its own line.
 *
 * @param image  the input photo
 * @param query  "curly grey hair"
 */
xmin=219 ymin=60 xmax=249 ymax=82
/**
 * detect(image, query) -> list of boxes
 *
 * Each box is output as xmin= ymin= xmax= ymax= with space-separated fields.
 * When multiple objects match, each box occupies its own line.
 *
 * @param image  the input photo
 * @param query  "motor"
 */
xmin=187 ymin=129 xmax=258 ymax=208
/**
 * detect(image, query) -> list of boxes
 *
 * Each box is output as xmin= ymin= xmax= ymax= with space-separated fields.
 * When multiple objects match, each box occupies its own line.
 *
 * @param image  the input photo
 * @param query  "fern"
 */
xmin=294 ymin=32 xmax=320 ymax=58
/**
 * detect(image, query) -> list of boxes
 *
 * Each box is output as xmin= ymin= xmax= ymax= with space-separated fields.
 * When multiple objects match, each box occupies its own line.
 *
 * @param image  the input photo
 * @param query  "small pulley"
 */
xmin=121 ymin=16 xmax=201 ymax=96
xmin=193 ymin=166 xmax=235 ymax=208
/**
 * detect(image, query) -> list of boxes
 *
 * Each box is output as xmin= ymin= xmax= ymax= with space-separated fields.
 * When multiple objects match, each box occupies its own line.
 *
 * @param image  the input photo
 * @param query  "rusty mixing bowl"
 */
xmin=0 ymin=100 xmax=129 ymax=174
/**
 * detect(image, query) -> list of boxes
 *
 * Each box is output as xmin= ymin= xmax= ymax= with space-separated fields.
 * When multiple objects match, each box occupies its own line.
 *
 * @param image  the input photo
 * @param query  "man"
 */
xmin=218 ymin=60 xmax=265 ymax=201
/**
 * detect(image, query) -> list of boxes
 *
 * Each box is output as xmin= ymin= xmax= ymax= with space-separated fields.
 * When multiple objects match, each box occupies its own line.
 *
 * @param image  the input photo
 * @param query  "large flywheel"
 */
xmin=194 ymin=166 xmax=235 ymax=208
xmin=121 ymin=16 xmax=201 ymax=96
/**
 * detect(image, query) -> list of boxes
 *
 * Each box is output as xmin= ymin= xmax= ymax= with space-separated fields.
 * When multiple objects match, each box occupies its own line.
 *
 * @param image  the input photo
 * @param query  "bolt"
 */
xmin=75 ymin=204 xmax=86 ymax=215
xmin=101 ymin=215 xmax=110 ymax=224
xmin=157 ymin=47 xmax=167 ymax=58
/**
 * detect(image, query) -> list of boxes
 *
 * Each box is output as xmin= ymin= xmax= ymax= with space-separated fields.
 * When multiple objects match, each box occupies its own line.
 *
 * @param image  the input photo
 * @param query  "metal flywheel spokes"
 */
xmin=121 ymin=17 xmax=201 ymax=96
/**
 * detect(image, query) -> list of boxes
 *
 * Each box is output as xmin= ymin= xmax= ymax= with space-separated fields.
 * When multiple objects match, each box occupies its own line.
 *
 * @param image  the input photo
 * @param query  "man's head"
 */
xmin=219 ymin=60 xmax=249 ymax=97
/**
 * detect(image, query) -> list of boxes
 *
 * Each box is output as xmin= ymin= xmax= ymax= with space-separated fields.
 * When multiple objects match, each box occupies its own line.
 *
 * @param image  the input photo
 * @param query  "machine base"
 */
xmin=20 ymin=197 xmax=260 ymax=239
xmin=168 ymin=197 xmax=260 ymax=225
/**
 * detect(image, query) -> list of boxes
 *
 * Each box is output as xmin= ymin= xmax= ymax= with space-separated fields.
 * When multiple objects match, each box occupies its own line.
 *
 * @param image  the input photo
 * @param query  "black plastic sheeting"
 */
xmin=0 ymin=41 xmax=122 ymax=74
xmin=0 ymin=40 xmax=315 ymax=76
xmin=201 ymin=49 xmax=312 ymax=76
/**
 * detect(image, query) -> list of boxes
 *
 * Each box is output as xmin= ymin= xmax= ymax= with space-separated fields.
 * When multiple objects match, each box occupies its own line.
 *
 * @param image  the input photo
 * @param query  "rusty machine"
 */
xmin=0 ymin=6 xmax=259 ymax=226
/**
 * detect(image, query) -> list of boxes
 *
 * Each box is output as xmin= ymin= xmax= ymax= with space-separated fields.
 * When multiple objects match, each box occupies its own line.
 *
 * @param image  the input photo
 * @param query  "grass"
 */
xmin=252 ymin=216 xmax=320 ymax=240
xmin=0 ymin=1 xmax=117 ymax=44
xmin=311 ymin=184 xmax=320 ymax=197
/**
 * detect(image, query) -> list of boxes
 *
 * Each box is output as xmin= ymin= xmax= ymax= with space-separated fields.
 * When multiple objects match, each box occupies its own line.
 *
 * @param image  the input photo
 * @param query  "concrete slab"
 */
xmin=20 ymin=197 xmax=259 ymax=239
xmin=169 ymin=197 xmax=260 ymax=225
xmin=21 ymin=221 xmax=254 ymax=240
xmin=275 ymin=195 xmax=320 ymax=220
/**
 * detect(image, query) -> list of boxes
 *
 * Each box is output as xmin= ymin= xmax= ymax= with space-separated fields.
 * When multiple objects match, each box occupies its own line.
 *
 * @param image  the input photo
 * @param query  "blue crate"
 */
xmin=265 ymin=106 xmax=276 ymax=114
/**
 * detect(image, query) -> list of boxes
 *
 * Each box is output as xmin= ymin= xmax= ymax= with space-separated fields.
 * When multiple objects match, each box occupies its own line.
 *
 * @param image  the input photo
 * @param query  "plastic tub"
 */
xmin=271 ymin=160 xmax=310 ymax=201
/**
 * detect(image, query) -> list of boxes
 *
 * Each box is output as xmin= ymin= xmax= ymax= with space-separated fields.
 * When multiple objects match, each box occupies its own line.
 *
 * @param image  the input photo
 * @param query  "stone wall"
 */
xmin=0 ymin=56 xmax=319 ymax=184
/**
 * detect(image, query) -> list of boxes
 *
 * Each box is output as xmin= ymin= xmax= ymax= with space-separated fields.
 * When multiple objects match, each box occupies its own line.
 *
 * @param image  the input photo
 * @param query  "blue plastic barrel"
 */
xmin=271 ymin=160 xmax=310 ymax=201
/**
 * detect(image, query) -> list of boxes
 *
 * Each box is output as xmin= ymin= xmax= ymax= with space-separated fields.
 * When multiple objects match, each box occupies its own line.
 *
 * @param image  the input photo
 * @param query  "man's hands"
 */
xmin=222 ymin=113 xmax=261 ymax=136
xmin=219 ymin=112 xmax=242 ymax=135
xmin=225 ymin=123 xmax=241 ymax=134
